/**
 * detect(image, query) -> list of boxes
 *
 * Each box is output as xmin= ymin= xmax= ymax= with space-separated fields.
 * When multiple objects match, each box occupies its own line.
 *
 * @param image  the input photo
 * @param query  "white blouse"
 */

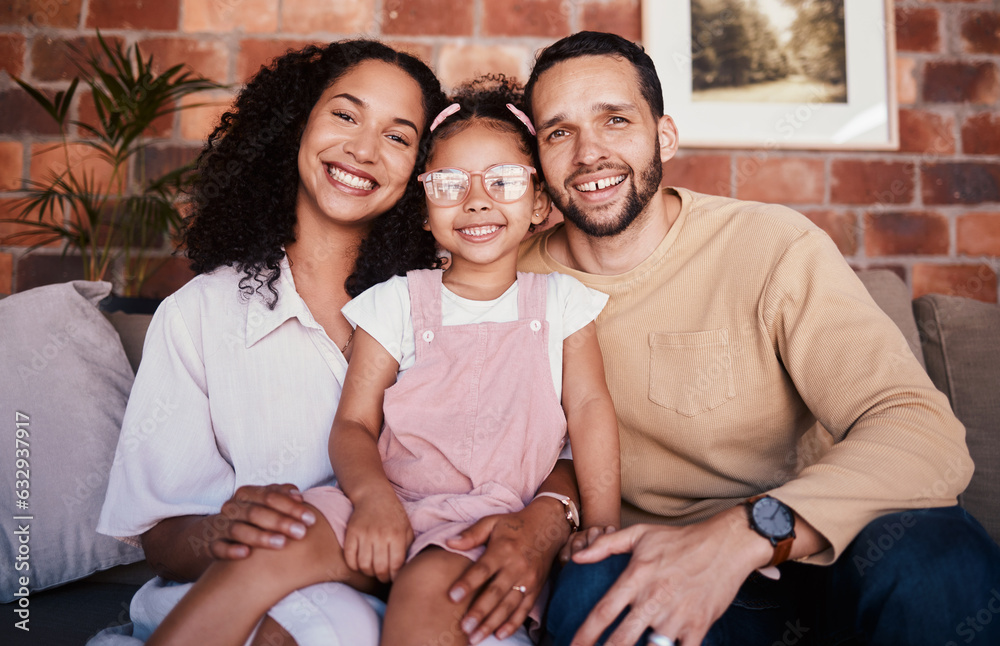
xmin=98 ymin=257 xmax=346 ymax=541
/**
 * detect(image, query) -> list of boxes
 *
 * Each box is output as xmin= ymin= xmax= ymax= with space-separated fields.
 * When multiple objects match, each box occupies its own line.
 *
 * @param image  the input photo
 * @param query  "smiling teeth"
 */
xmin=576 ymin=174 xmax=626 ymax=192
xmin=459 ymin=225 xmax=501 ymax=237
xmin=327 ymin=166 xmax=375 ymax=190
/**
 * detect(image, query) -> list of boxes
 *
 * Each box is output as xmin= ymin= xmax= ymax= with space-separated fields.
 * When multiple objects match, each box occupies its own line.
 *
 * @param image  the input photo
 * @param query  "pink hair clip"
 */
xmin=506 ymin=103 xmax=536 ymax=135
xmin=429 ymin=103 xmax=461 ymax=132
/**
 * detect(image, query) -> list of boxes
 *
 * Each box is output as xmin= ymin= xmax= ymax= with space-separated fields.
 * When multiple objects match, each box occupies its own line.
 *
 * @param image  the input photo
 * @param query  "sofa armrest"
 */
xmin=914 ymin=294 xmax=1000 ymax=545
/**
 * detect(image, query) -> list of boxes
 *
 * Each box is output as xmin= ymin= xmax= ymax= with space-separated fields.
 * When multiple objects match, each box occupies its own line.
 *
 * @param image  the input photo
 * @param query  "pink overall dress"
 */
xmin=306 ymin=269 xmax=568 ymax=563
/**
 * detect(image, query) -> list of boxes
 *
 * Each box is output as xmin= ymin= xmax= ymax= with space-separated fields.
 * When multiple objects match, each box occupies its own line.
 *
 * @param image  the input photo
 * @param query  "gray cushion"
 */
xmin=856 ymin=270 xmax=925 ymax=369
xmin=0 ymin=281 xmax=145 ymax=602
xmin=914 ymin=294 xmax=1000 ymax=544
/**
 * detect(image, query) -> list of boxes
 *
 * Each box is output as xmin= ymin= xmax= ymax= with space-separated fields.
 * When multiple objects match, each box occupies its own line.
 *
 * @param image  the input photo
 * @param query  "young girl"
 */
xmin=149 ymin=77 xmax=619 ymax=646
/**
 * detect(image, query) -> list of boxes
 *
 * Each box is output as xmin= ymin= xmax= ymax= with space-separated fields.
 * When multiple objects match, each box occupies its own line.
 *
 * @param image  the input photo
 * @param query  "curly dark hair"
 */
xmin=182 ymin=39 xmax=447 ymax=305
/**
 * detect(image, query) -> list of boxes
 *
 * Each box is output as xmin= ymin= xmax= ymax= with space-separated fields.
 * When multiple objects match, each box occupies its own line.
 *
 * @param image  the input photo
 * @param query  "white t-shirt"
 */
xmin=342 ymin=272 xmax=609 ymax=400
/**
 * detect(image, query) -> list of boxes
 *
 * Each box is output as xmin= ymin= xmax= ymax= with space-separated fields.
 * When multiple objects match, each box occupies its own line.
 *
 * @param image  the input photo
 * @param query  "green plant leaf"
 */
xmin=13 ymin=29 xmax=225 ymax=290
xmin=13 ymin=77 xmax=62 ymax=126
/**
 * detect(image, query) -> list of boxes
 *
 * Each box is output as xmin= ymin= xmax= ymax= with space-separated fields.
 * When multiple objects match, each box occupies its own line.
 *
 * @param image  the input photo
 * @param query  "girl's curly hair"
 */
xmin=182 ymin=39 xmax=447 ymax=306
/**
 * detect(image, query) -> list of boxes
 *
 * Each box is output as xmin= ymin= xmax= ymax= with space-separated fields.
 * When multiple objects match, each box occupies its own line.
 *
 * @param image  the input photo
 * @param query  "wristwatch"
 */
xmin=746 ymin=495 xmax=796 ymax=567
xmin=533 ymin=492 xmax=581 ymax=532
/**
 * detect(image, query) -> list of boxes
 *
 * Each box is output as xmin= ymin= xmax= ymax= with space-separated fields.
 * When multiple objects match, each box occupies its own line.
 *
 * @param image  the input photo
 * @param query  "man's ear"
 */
xmin=657 ymin=114 xmax=679 ymax=164
xmin=531 ymin=184 xmax=552 ymax=225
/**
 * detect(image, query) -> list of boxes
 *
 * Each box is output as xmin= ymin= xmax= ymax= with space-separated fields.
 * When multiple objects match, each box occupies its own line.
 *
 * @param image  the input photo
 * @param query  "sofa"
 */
xmin=1 ymin=270 xmax=997 ymax=645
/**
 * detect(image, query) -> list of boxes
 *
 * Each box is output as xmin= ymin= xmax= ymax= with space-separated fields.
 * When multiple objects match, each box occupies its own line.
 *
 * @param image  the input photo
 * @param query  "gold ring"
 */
xmin=512 ymin=585 xmax=527 ymax=594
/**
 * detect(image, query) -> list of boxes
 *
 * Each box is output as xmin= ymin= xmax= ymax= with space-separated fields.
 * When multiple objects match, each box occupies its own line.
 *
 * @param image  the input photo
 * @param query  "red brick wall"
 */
xmin=1 ymin=0 xmax=998 ymax=302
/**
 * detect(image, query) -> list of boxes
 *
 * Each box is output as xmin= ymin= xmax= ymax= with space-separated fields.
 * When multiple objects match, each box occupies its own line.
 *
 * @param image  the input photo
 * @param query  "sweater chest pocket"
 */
xmin=648 ymin=329 xmax=736 ymax=417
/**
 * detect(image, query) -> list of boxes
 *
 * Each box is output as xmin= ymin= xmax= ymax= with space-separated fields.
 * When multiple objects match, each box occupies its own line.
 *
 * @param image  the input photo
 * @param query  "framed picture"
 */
xmin=642 ymin=0 xmax=898 ymax=150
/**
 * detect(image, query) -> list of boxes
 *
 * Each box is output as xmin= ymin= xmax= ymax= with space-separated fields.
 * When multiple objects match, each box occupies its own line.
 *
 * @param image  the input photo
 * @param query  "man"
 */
xmin=518 ymin=31 xmax=1000 ymax=646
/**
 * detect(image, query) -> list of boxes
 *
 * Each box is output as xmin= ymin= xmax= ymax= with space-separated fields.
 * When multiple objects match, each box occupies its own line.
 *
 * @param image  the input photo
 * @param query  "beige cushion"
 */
xmin=856 ymin=270 xmax=925 ymax=369
xmin=914 ymin=294 xmax=1000 ymax=544
xmin=103 ymin=312 xmax=154 ymax=375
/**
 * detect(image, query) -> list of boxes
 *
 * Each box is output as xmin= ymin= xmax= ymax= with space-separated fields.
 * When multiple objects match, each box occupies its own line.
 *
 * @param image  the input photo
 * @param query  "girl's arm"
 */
xmin=561 ymin=321 xmax=621 ymax=531
xmin=329 ymin=327 xmax=412 ymax=583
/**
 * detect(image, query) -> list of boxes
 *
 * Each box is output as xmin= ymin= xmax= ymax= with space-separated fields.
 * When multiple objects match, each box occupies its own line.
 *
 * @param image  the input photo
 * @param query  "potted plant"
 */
xmin=2 ymin=32 xmax=224 ymax=305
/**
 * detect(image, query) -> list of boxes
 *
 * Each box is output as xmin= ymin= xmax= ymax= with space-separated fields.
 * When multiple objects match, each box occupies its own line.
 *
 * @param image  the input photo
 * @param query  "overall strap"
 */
xmin=406 ymin=269 xmax=444 ymax=331
xmin=515 ymin=272 xmax=548 ymax=321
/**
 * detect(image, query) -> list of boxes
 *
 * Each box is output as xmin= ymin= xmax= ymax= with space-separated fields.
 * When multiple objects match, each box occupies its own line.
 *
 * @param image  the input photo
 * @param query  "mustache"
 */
xmin=565 ymin=163 xmax=632 ymax=187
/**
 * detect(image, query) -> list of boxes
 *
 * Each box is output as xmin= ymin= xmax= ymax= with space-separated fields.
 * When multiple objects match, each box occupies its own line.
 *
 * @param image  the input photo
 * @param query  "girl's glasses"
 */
xmin=418 ymin=164 xmax=536 ymax=207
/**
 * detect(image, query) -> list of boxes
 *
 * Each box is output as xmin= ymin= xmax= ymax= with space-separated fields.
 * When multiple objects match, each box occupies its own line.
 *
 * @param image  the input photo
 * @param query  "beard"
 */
xmin=548 ymin=145 xmax=663 ymax=238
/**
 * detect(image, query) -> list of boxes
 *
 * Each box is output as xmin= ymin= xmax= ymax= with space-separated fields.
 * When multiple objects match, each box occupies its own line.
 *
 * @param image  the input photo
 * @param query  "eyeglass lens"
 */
xmin=423 ymin=165 xmax=531 ymax=205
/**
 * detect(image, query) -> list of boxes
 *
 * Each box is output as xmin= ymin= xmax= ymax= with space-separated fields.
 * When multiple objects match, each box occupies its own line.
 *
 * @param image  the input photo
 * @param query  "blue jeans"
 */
xmin=545 ymin=507 xmax=1000 ymax=646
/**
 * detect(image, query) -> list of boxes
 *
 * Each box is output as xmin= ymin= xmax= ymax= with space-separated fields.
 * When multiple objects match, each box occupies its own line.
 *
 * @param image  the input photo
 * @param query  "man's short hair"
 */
xmin=524 ymin=31 xmax=664 ymax=121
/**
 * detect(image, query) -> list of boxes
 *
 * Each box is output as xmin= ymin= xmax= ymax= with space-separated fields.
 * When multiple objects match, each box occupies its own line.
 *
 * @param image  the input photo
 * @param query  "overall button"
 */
xmin=423 ymin=330 xmax=434 ymax=342
xmin=530 ymin=320 xmax=542 ymax=332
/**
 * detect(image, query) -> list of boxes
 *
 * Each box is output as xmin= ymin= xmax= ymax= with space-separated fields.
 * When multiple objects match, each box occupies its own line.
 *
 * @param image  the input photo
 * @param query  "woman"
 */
xmin=95 ymin=40 xmax=577 ymax=646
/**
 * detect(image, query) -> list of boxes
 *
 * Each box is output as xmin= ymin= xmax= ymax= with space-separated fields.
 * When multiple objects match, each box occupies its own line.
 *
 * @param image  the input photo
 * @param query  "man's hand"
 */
xmin=210 ymin=483 xmax=317 ymax=559
xmin=445 ymin=499 xmax=570 ymax=643
xmin=568 ymin=508 xmax=771 ymax=646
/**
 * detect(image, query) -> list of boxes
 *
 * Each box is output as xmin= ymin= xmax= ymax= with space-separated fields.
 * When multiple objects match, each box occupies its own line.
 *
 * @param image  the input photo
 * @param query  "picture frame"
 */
xmin=642 ymin=0 xmax=898 ymax=150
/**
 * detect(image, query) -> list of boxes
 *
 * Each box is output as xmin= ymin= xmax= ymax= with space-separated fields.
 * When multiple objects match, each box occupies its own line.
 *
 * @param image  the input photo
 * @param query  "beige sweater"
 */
xmin=519 ymin=187 xmax=972 ymax=564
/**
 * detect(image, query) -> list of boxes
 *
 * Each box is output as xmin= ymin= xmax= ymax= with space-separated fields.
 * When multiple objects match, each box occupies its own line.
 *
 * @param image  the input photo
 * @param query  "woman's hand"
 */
xmin=560 ymin=525 xmax=617 ymax=564
xmin=140 ymin=483 xmax=318 ymax=582
xmin=343 ymin=494 xmax=414 ymax=583
xmin=445 ymin=497 xmax=571 ymax=644
xmin=209 ymin=483 xmax=317 ymax=559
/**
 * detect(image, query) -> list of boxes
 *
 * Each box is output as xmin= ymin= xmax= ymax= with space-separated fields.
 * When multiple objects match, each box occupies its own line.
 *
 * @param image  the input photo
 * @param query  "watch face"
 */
xmin=752 ymin=497 xmax=794 ymax=538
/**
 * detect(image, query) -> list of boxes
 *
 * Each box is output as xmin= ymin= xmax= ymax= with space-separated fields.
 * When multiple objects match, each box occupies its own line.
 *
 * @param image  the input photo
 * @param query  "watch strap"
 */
xmin=532 ymin=492 xmax=580 ymax=532
xmin=769 ymin=536 xmax=794 ymax=568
